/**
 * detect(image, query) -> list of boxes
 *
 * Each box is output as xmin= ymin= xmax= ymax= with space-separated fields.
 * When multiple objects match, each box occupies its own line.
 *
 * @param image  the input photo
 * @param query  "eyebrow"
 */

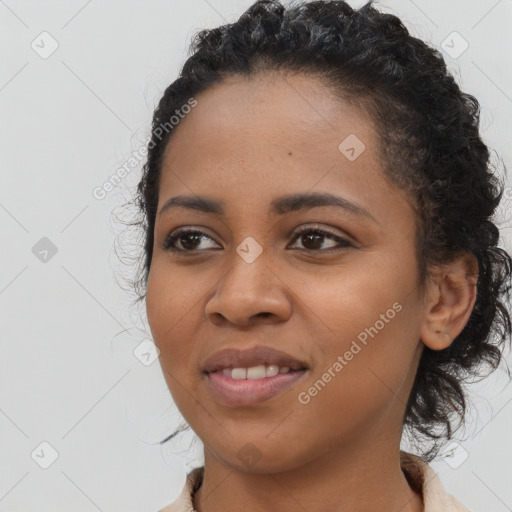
xmin=158 ymin=192 xmax=377 ymax=223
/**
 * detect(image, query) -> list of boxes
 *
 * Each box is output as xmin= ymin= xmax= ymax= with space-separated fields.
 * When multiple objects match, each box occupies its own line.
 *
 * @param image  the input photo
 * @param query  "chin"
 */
xmin=205 ymin=437 xmax=310 ymax=475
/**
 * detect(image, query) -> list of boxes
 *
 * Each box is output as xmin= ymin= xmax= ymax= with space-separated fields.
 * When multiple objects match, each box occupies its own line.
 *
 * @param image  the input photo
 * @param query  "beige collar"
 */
xmin=159 ymin=452 xmax=471 ymax=512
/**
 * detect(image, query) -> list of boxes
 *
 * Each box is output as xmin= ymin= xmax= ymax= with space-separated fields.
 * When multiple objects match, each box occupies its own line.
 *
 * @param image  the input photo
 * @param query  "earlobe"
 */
xmin=420 ymin=252 xmax=478 ymax=351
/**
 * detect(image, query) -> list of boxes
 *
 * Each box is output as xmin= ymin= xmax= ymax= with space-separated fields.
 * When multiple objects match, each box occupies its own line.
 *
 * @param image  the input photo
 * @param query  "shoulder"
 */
xmin=401 ymin=451 xmax=472 ymax=512
xmin=158 ymin=466 xmax=204 ymax=512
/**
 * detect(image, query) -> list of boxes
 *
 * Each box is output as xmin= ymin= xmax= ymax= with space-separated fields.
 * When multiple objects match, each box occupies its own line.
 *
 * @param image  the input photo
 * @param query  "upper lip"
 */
xmin=201 ymin=346 xmax=309 ymax=373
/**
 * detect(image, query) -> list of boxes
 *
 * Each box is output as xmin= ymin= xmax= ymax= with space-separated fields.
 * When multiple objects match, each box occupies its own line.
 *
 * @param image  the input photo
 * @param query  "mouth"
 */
xmin=201 ymin=346 xmax=309 ymax=407
xmin=202 ymin=345 xmax=308 ymax=374
xmin=214 ymin=364 xmax=303 ymax=380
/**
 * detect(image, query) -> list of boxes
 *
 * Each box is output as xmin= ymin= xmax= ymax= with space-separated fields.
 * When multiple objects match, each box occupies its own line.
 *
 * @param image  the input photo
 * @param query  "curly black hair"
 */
xmin=126 ymin=0 xmax=512 ymax=461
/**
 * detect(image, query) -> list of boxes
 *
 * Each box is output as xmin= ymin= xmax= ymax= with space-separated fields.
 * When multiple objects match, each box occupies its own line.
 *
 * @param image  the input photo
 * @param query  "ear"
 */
xmin=420 ymin=252 xmax=479 ymax=350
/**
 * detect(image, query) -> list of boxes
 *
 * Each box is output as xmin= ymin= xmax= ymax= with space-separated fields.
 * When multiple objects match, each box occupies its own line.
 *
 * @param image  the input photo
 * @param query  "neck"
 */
xmin=193 ymin=433 xmax=423 ymax=512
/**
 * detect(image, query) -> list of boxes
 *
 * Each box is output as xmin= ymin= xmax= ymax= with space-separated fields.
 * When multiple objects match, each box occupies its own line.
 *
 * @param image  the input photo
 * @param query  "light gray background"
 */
xmin=1 ymin=0 xmax=511 ymax=511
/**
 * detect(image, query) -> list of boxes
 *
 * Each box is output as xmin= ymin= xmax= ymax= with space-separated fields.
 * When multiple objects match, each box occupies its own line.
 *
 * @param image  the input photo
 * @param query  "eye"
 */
xmin=162 ymin=224 xmax=353 ymax=255
xmin=288 ymin=224 xmax=353 ymax=253
xmin=163 ymin=227 xmax=220 ymax=253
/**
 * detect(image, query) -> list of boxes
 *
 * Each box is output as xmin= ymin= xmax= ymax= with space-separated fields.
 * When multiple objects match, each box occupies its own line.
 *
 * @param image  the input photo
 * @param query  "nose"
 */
xmin=204 ymin=251 xmax=293 ymax=327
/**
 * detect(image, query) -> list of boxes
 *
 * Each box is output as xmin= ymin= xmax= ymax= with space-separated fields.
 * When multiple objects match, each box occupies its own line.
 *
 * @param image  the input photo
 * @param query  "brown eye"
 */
xmin=289 ymin=226 xmax=353 ymax=253
xmin=162 ymin=224 xmax=353 ymax=255
xmin=163 ymin=228 xmax=220 ymax=252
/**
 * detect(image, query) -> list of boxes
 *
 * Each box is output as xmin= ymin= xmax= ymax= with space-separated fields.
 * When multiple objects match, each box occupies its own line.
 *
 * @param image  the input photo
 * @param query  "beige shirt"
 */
xmin=159 ymin=452 xmax=471 ymax=512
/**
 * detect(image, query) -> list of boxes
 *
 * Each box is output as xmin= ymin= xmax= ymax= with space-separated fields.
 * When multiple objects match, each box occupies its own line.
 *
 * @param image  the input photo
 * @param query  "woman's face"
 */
xmin=146 ymin=72 xmax=428 ymax=472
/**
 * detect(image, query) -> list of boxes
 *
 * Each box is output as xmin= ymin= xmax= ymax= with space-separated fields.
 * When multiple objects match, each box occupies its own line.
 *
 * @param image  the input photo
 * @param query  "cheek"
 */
xmin=146 ymin=261 xmax=196 ymax=363
xmin=292 ymin=310 xmax=421 ymax=450
xmin=293 ymin=250 xmax=418 ymax=337
xmin=146 ymin=266 xmax=205 ymax=414
xmin=146 ymin=256 xmax=198 ymax=326
xmin=293 ymin=250 xmax=422 ymax=398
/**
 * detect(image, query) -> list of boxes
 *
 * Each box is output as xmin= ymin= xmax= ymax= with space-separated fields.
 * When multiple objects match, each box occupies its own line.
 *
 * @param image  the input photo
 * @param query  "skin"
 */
xmin=145 ymin=72 xmax=478 ymax=512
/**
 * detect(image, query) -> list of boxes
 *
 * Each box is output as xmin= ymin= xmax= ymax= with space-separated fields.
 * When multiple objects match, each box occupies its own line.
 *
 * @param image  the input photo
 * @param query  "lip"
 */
xmin=201 ymin=346 xmax=309 ymax=407
xmin=201 ymin=346 xmax=308 ymax=373
xmin=206 ymin=369 xmax=308 ymax=407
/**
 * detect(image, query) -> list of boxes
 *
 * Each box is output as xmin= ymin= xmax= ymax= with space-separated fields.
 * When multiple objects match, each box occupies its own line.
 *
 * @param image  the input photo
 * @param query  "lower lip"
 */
xmin=205 ymin=370 xmax=308 ymax=407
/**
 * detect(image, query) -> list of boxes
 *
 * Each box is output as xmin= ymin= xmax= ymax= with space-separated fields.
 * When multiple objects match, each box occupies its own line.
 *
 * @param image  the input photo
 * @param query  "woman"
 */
xmin=131 ymin=1 xmax=512 ymax=510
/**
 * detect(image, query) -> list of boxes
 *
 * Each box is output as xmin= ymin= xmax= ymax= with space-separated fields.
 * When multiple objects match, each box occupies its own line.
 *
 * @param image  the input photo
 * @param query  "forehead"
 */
xmin=164 ymin=72 xmax=375 ymax=158
xmin=157 ymin=72 xmax=400 ymax=220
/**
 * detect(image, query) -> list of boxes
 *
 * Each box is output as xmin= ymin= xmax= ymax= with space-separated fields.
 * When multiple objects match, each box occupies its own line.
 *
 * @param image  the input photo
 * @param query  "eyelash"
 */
xmin=162 ymin=224 xmax=354 ymax=255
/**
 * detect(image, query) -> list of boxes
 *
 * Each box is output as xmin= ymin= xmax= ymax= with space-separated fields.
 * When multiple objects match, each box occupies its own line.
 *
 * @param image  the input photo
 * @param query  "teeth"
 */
xmin=247 ymin=365 xmax=266 ymax=379
xmin=221 ymin=365 xmax=294 ymax=379
xmin=231 ymin=368 xmax=247 ymax=380
xmin=266 ymin=365 xmax=280 ymax=377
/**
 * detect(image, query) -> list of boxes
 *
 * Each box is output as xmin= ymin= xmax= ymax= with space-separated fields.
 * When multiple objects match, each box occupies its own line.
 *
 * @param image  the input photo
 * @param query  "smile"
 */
xmin=205 ymin=367 xmax=308 ymax=407
xmin=218 ymin=364 xmax=294 ymax=379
